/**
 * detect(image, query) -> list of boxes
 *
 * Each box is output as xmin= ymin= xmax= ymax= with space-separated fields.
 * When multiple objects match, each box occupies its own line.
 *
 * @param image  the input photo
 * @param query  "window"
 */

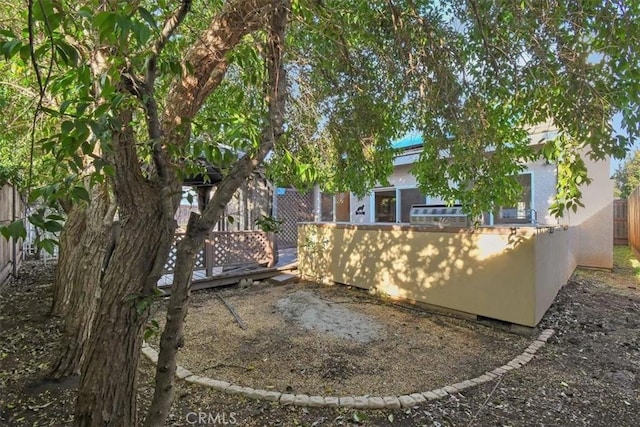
xmin=494 ymin=174 xmax=533 ymax=224
xmin=400 ymin=188 xmax=426 ymax=223
xmin=373 ymin=187 xmax=428 ymax=223
xmin=320 ymin=193 xmax=333 ymax=221
xmin=320 ymin=192 xmax=350 ymax=222
xmin=374 ymin=190 xmax=396 ymax=222
xmin=335 ymin=192 xmax=350 ymax=222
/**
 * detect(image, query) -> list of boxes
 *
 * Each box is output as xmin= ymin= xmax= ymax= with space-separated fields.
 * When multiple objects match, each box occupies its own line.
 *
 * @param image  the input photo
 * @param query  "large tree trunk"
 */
xmin=144 ymin=3 xmax=289 ymax=424
xmin=74 ymin=1 xmax=283 ymax=424
xmin=74 ymin=205 xmax=176 ymax=427
xmin=48 ymin=183 xmax=115 ymax=379
xmin=51 ymin=205 xmax=87 ymax=317
xmin=74 ymin=102 xmax=180 ymax=426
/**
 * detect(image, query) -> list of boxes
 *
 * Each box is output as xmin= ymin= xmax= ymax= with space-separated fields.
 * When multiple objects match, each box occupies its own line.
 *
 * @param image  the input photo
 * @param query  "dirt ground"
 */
xmin=1 ymin=246 xmax=639 ymax=426
xmin=147 ymin=282 xmax=528 ymax=397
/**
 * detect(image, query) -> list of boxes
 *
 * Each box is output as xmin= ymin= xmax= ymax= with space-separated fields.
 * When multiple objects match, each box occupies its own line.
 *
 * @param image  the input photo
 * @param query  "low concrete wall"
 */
xmin=298 ymin=223 xmax=571 ymax=327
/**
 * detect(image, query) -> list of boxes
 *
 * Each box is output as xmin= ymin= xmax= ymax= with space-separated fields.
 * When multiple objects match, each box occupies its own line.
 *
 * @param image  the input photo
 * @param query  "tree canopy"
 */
xmin=614 ymin=149 xmax=640 ymax=198
xmin=1 ymin=1 xmax=639 ymax=425
xmin=266 ymin=0 xmax=639 ymax=217
xmin=0 ymin=1 xmax=638 ymax=218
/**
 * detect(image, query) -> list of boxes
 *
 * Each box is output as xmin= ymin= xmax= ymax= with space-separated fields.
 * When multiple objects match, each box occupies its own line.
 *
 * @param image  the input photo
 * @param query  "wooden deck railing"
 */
xmin=164 ymin=230 xmax=275 ymax=275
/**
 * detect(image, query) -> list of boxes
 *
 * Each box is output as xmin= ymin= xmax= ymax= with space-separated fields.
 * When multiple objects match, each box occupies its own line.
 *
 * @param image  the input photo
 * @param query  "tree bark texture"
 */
xmin=74 ymin=206 xmax=175 ymax=427
xmin=74 ymin=109 xmax=179 ymax=426
xmin=51 ymin=204 xmax=87 ymax=317
xmin=48 ymin=183 xmax=115 ymax=379
xmin=74 ymin=1 xmax=284 ymax=425
xmin=144 ymin=2 xmax=290 ymax=424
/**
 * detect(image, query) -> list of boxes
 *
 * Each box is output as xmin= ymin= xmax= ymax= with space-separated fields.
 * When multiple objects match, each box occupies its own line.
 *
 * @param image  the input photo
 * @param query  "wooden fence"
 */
xmin=614 ymin=199 xmax=628 ymax=245
xmin=0 ymin=183 xmax=23 ymax=285
xmin=628 ymin=188 xmax=640 ymax=254
xmin=164 ymin=230 xmax=275 ymax=276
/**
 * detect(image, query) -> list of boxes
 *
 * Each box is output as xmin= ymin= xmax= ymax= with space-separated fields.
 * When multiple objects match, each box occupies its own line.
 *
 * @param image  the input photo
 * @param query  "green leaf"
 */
xmin=94 ymin=103 xmax=110 ymax=118
xmin=43 ymin=220 xmax=64 ymax=233
xmin=38 ymin=238 xmax=58 ymax=255
xmin=0 ymin=220 xmax=26 ymax=241
xmin=132 ymin=20 xmax=151 ymax=45
xmin=352 ymin=411 xmax=368 ymax=423
xmin=59 ymin=100 xmax=73 ymax=115
xmin=1 ymin=39 xmax=22 ymax=60
xmin=135 ymin=299 xmax=150 ymax=315
xmin=143 ymin=328 xmax=155 ymax=340
xmin=61 ymin=120 xmax=74 ymax=134
xmin=54 ymin=39 xmax=79 ymax=66
xmin=77 ymin=7 xmax=93 ymax=19
xmin=28 ymin=212 xmax=46 ymax=229
xmin=123 ymin=293 xmax=142 ymax=303
xmin=137 ymin=7 xmax=157 ymax=29
xmin=71 ymin=186 xmax=90 ymax=202
xmin=93 ymin=11 xmax=118 ymax=42
xmin=168 ymin=60 xmax=182 ymax=77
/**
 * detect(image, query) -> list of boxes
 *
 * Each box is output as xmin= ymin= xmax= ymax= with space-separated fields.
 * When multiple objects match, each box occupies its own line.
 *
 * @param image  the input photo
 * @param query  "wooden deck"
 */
xmin=157 ymin=247 xmax=298 ymax=294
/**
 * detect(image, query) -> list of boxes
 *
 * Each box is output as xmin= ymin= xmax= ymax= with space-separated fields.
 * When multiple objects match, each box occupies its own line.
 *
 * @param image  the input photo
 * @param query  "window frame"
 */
xmin=493 ymin=172 xmax=535 ymax=225
xmin=370 ymin=186 xmax=429 ymax=224
xmin=318 ymin=191 xmax=351 ymax=223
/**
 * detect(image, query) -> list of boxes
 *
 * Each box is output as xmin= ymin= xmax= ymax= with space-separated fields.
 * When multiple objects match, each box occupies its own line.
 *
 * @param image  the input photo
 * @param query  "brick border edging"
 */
xmin=141 ymin=328 xmax=554 ymax=409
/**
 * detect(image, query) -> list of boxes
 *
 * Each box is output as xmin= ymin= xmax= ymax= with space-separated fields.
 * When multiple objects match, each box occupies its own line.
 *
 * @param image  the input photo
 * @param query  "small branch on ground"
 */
xmin=466 ymin=374 xmax=504 ymax=427
xmin=217 ymin=294 xmax=247 ymax=330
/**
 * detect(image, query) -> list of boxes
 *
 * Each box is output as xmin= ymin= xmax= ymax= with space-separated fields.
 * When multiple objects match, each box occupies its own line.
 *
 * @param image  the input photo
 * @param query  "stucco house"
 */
xmin=299 ymin=125 xmax=614 ymax=327
xmin=310 ymin=124 xmax=613 ymax=268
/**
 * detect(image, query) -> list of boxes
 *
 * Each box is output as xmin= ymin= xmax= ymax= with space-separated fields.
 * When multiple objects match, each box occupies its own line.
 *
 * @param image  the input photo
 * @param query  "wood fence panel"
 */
xmin=614 ymin=199 xmax=628 ymax=245
xmin=628 ymin=188 xmax=640 ymax=253
xmin=0 ymin=184 xmax=23 ymax=285
xmin=206 ymin=231 xmax=275 ymax=274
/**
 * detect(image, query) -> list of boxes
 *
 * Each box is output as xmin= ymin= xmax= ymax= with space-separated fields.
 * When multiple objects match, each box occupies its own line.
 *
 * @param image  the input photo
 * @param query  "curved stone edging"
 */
xmin=141 ymin=328 xmax=555 ymax=409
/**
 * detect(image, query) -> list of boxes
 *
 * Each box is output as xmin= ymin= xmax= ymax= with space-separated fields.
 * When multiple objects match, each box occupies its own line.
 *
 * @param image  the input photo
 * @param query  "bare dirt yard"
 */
xmin=1 ymin=246 xmax=639 ymax=426
xmin=147 ymin=282 xmax=529 ymax=398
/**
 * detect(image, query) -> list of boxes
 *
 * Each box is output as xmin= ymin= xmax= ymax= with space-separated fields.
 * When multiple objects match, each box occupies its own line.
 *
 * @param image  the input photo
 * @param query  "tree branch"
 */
xmin=146 ymin=0 xmax=192 ymax=89
xmin=467 ymin=0 xmax=506 ymax=70
xmin=128 ymin=1 xmax=192 ymax=206
xmin=195 ymin=0 xmax=289 ymax=233
xmin=162 ymin=0 xmax=278 ymax=136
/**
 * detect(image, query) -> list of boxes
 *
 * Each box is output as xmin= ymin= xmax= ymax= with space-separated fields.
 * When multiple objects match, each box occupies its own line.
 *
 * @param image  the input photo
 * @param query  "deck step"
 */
xmin=270 ymin=273 xmax=298 ymax=284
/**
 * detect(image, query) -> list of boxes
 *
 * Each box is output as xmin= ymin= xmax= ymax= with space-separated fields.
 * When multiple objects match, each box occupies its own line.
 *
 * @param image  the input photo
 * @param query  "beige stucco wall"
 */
xmin=299 ymin=223 xmax=571 ymax=326
xmin=565 ymin=156 xmax=614 ymax=269
xmin=534 ymin=227 xmax=574 ymax=322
